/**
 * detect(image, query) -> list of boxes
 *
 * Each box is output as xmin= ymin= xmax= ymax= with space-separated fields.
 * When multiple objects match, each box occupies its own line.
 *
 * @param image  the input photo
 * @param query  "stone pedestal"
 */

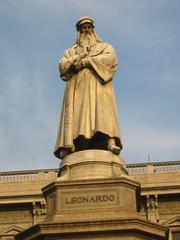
xmin=15 ymin=151 xmax=168 ymax=240
xmin=44 ymin=177 xmax=140 ymax=223
xmin=58 ymin=150 xmax=128 ymax=180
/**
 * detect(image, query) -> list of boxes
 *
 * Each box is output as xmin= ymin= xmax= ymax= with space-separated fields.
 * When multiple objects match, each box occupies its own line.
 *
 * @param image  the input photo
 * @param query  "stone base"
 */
xmin=43 ymin=177 xmax=141 ymax=223
xmin=58 ymin=150 xmax=128 ymax=180
xmin=15 ymin=151 xmax=168 ymax=240
xmin=16 ymin=176 xmax=168 ymax=240
xmin=16 ymin=218 xmax=168 ymax=240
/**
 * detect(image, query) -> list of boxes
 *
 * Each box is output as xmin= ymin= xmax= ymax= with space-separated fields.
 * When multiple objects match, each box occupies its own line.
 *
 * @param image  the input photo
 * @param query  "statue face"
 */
xmin=79 ymin=23 xmax=93 ymax=34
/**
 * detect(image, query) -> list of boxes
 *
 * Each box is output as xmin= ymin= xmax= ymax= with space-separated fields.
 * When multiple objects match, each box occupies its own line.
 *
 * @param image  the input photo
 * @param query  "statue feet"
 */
xmin=109 ymin=145 xmax=121 ymax=155
xmin=108 ymin=138 xmax=121 ymax=155
xmin=59 ymin=146 xmax=74 ymax=159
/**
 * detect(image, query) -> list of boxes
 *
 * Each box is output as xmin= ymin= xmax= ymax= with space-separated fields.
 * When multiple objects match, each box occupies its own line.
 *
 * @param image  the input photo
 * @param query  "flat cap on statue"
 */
xmin=76 ymin=16 xmax=94 ymax=31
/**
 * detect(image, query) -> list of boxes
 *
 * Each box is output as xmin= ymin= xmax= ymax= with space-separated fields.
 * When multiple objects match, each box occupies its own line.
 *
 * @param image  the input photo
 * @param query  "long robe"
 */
xmin=54 ymin=42 xmax=122 ymax=159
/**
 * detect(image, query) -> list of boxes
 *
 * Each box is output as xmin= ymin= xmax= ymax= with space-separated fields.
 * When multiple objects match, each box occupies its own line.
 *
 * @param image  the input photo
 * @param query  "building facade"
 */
xmin=0 ymin=160 xmax=180 ymax=240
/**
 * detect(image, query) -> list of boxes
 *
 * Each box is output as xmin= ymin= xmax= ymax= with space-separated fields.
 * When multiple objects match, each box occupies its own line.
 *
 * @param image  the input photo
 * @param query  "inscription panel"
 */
xmin=0 ymin=204 xmax=32 ymax=223
xmin=159 ymin=201 xmax=180 ymax=214
xmin=60 ymin=189 xmax=119 ymax=210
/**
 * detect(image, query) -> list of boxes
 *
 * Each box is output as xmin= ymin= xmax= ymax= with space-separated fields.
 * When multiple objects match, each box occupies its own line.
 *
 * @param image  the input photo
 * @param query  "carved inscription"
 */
xmin=159 ymin=202 xmax=180 ymax=214
xmin=62 ymin=190 xmax=118 ymax=209
xmin=0 ymin=205 xmax=32 ymax=223
xmin=65 ymin=194 xmax=115 ymax=204
xmin=0 ymin=211 xmax=31 ymax=223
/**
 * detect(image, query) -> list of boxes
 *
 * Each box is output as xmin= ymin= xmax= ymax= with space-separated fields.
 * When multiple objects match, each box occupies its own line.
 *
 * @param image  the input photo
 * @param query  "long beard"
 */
xmin=75 ymin=29 xmax=101 ymax=46
xmin=79 ymin=32 xmax=97 ymax=46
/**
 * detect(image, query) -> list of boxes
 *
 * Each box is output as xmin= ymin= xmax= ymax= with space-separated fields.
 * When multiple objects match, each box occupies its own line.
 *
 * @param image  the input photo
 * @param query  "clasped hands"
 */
xmin=73 ymin=45 xmax=91 ymax=72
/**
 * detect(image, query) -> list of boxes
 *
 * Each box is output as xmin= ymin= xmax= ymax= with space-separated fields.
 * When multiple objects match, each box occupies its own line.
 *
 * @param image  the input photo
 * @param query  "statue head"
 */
xmin=76 ymin=16 xmax=94 ymax=31
xmin=75 ymin=16 xmax=101 ymax=45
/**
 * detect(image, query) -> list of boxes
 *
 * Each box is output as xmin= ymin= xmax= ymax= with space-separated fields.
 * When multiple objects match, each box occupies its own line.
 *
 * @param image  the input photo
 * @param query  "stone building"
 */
xmin=0 ymin=160 xmax=180 ymax=240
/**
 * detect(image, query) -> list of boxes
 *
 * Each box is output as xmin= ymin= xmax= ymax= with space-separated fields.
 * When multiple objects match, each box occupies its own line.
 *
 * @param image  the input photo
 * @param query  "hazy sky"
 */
xmin=0 ymin=0 xmax=180 ymax=171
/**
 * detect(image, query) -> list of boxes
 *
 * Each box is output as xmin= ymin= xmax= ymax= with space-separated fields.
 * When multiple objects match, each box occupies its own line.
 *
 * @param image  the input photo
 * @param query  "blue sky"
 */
xmin=0 ymin=0 xmax=180 ymax=171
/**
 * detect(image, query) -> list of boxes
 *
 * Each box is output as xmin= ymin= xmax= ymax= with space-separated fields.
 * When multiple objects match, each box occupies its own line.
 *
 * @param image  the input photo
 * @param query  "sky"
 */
xmin=0 ymin=0 xmax=180 ymax=171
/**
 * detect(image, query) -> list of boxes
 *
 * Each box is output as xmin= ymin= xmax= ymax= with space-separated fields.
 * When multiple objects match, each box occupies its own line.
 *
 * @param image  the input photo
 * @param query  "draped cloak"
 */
xmin=54 ymin=42 xmax=122 ymax=159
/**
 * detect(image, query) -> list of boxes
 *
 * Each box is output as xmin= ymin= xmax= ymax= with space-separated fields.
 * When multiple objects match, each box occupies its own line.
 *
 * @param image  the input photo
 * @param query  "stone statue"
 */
xmin=54 ymin=16 xmax=122 ymax=159
xmin=147 ymin=195 xmax=159 ymax=223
